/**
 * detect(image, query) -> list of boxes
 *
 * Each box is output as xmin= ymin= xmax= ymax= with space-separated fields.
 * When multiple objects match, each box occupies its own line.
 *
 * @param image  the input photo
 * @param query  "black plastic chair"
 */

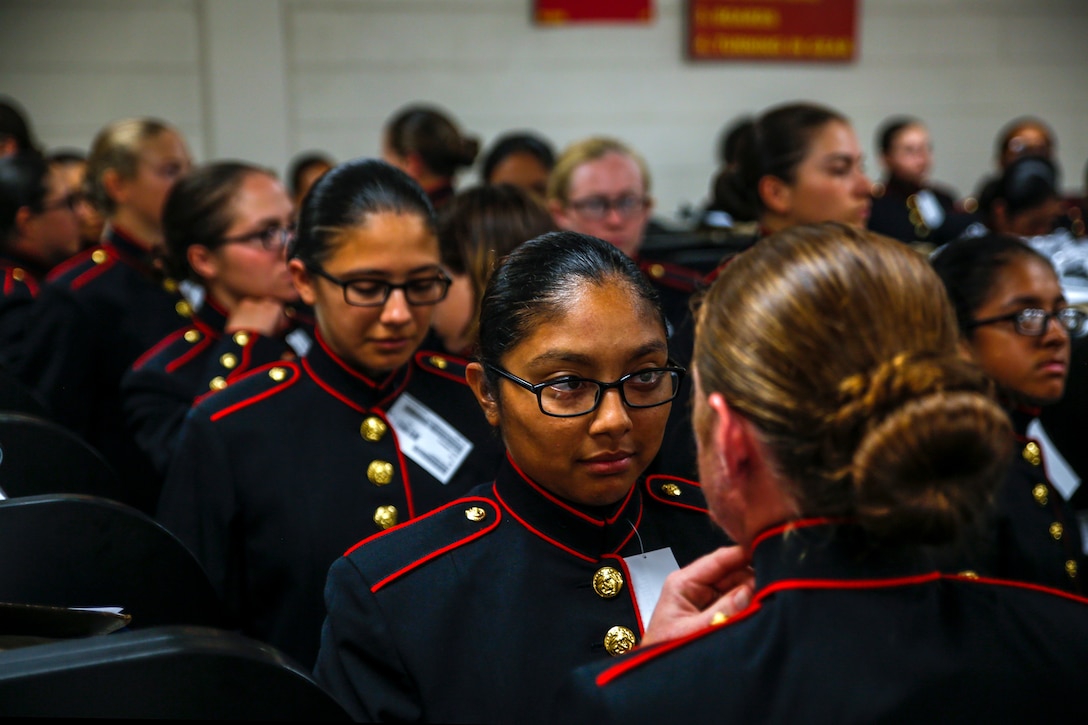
xmin=0 ymin=494 xmax=225 ymax=630
xmin=0 ymin=411 xmax=126 ymax=502
xmin=0 ymin=625 xmax=351 ymax=720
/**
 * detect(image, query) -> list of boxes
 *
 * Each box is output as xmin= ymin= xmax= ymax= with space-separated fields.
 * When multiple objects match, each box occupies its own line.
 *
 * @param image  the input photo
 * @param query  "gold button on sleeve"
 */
xmin=360 ymin=416 xmax=388 ymax=442
xmin=367 ymin=460 xmax=394 ymax=486
xmin=374 ymin=505 xmax=398 ymax=530
xmin=209 ymin=376 xmax=227 ymax=391
xmin=603 ymin=626 xmax=636 ymax=656
xmin=592 ymin=566 xmax=624 ymax=599
xmin=465 ymin=506 xmax=486 ymax=522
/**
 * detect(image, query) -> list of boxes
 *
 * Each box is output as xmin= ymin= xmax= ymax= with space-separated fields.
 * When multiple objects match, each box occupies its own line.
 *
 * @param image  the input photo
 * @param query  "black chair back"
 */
xmin=0 ymin=364 xmax=49 ymax=419
xmin=0 ymin=494 xmax=225 ymax=629
xmin=0 ymin=625 xmax=351 ymax=719
xmin=0 ymin=412 xmax=125 ymax=502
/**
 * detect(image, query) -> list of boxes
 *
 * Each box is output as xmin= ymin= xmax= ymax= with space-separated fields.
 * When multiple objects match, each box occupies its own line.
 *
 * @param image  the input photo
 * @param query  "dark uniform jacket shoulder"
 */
xmin=552 ymin=519 xmax=1088 ymax=725
xmin=156 ymin=336 xmax=503 ymax=670
xmin=313 ymin=457 xmax=728 ymax=723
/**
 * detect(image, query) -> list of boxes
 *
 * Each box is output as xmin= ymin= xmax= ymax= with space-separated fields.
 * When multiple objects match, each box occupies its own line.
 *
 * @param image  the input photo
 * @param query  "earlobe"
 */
xmin=466 ymin=362 xmax=501 ymax=427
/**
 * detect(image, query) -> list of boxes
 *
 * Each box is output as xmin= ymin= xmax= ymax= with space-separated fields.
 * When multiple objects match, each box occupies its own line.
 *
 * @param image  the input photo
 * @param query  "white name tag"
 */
xmin=285 ymin=328 xmax=312 ymax=357
xmin=386 ymin=392 xmax=473 ymax=485
xmin=624 ymin=547 xmax=680 ymax=631
xmin=915 ymin=189 xmax=946 ymax=230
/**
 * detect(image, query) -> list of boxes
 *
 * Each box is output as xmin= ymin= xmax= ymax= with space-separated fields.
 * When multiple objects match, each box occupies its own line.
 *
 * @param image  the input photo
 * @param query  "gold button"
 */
xmin=1032 ymin=484 xmax=1049 ymax=506
xmin=603 ymin=626 xmax=636 ymax=656
xmin=11 ymin=268 xmax=25 ymax=282
xmin=592 ymin=566 xmax=624 ymax=599
xmin=1049 ymin=522 xmax=1063 ymax=541
xmin=374 ymin=505 xmax=398 ymax=530
xmin=268 ymin=367 xmax=287 ymax=382
xmin=648 ymin=263 xmax=665 ymax=279
xmin=1066 ymin=560 xmax=1078 ymax=578
xmin=367 ymin=460 xmax=394 ymax=486
xmin=220 ymin=353 xmax=238 ymax=369
xmin=958 ymin=570 xmax=979 ymax=579
xmin=710 ymin=612 xmax=729 ymax=626
xmin=465 ymin=506 xmax=486 ymax=522
xmin=162 ymin=278 xmax=178 ymax=293
xmin=91 ymin=249 xmax=108 ymax=264
xmin=360 ymin=416 xmax=388 ymax=442
xmin=1022 ymin=442 xmax=1041 ymax=466
xmin=209 ymin=376 xmax=227 ymax=391
xmin=660 ymin=483 xmax=681 ymax=497
xmin=175 ymin=300 xmax=193 ymax=317
xmin=429 ymin=355 xmax=448 ymax=370
xmin=233 ymin=331 xmax=251 ymax=346
xmin=183 ymin=329 xmax=202 ymax=343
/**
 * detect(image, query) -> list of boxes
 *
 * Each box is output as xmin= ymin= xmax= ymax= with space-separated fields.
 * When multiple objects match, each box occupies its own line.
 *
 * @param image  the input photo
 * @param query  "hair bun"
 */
xmin=833 ymin=352 xmax=1012 ymax=545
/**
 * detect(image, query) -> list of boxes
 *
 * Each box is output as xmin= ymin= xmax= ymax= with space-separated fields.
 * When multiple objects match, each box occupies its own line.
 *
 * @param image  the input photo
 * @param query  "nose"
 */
xmin=1041 ymin=314 xmax=1071 ymax=344
xmin=588 ymin=387 xmax=632 ymax=437
xmin=380 ymin=287 xmax=413 ymax=326
xmin=854 ymin=168 xmax=873 ymax=197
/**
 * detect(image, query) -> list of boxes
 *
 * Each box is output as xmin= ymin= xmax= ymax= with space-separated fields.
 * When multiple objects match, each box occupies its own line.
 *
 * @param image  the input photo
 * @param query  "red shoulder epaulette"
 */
xmin=639 ymin=259 xmax=704 ymax=293
xmin=643 ymin=474 xmax=709 ymax=513
xmin=415 ymin=350 xmax=471 ymax=385
xmin=204 ymin=361 xmax=301 ymax=421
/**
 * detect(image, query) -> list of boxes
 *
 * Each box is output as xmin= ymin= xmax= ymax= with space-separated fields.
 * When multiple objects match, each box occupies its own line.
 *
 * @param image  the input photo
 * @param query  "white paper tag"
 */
xmin=624 ymin=547 xmax=680 ymax=631
xmin=285 ymin=328 xmax=312 ymax=357
xmin=385 ymin=392 xmax=473 ymax=485
xmin=915 ymin=189 xmax=946 ymax=229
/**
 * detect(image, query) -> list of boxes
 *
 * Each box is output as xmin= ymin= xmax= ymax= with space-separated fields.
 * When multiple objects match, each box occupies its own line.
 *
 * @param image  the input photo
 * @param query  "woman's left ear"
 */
xmin=466 ymin=362 xmax=500 ymax=427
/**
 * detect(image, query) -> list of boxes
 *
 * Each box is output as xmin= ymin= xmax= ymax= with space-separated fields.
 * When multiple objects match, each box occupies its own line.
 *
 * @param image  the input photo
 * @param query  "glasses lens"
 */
xmin=403 ymin=277 xmax=449 ymax=305
xmin=539 ymin=379 xmax=600 ymax=416
xmin=344 ymin=280 xmax=390 ymax=306
xmin=1060 ymin=308 xmax=1087 ymax=335
xmin=622 ymin=369 xmax=678 ymax=407
xmin=1015 ymin=309 xmax=1046 ymax=335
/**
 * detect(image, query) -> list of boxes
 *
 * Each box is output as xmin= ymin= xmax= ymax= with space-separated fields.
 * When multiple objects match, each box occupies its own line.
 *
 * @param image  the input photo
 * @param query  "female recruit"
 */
xmin=554 ymin=224 xmax=1088 ymax=723
xmin=14 ymin=117 xmax=192 ymax=513
xmin=121 ymin=161 xmax=312 ymax=478
xmin=715 ymin=101 xmax=872 ymax=237
xmin=931 ymin=234 xmax=1086 ymax=592
xmin=314 ymin=232 xmax=730 ymax=723
xmin=156 ymin=159 xmax=504 ymax=669
xmin=382 ymin=104 xmax=479 ymax=210
xmin=429 ymin=183 xmax=555 ymax=356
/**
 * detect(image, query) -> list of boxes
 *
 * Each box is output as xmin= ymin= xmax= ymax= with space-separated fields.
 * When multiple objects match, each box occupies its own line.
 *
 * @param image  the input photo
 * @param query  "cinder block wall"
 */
xmin=2 ymin=0 xmax=1085 ymax=224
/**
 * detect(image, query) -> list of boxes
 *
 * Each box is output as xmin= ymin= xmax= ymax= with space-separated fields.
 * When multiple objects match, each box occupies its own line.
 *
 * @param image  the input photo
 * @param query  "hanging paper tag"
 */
xmin=915 ymin=189 xmax=946 ymax=229
xmin=624 ymin=547 xmax=680 ymax=631
xmin=386 ymin=393 xmax=473 ymax=485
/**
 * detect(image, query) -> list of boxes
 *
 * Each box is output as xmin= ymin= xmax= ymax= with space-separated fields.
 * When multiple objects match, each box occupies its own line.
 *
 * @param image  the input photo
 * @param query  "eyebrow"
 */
xmin=526 ymin=340 xmax=669 ymax=368
xmin=1000 ymin=294 xmax=1067 ymax=309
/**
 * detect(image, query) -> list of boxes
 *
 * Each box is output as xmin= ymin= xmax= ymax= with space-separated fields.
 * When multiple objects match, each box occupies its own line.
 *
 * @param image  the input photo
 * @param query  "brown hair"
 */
xmin=437 ymin=184 xmax=556 ymax=350
xmin=694 ymin=223 xmax=1011 ymax=545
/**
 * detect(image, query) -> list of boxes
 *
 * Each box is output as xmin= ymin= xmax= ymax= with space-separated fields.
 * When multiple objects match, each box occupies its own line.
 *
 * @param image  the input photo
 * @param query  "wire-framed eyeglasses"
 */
xmin=222 ymin=224 xmax=296 ymax=252
xmin=485 ymin=363 xmax=685 ymax=417
xmin=567 ymin=194 xmax=648 ymax=221
xmin=967 ymin=307 xmax=1087 ymax=337
xmin=307 ymin=265 xmax=452 ymax=307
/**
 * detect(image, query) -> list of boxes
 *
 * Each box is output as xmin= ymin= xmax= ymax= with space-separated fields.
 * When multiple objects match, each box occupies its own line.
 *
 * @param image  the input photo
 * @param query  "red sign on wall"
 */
xmin=535 ymin=0 xmax=653 ymax=25
xmin=687 ymin=0 xmax=858 ymax=62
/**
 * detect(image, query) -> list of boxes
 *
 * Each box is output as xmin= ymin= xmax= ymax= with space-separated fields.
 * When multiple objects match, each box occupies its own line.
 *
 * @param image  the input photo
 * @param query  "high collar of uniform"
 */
xmin=881 ymin=174 xmax=926 ymax=198
xmin=302 ymin=330 xmax=411 ymax=411
xmin=104 ymin=225 xmax=163 ymax=276
xmin=1003 ymin=401 xmax=1040 ymax=438
xmin=193 ymin=293 xmax=229 ymax=333
xmin=491 ymin=455 xmax=646 ymax=560
xmin=748 ymin=518 xmax=936 ymax=592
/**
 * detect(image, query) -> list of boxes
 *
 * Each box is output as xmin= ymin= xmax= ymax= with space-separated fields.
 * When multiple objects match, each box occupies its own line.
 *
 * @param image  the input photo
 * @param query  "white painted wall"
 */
xmin=2 ymin=0 xmax=1086 ymax=224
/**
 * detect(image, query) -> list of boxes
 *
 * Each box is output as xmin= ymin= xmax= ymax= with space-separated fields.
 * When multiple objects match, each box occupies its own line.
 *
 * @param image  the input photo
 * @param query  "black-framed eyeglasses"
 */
xmin=485 ymin=363 xmax=685 ymax=418
xmin=222 ymin=224 xmax=296 ymax=252
xmin=967 ymin=307 xmax=1087 ymax=337
xmin=307 ymin=265 xmax=452 ymax=307
xmin=567 ymin=194 xmax=648 ymax=221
